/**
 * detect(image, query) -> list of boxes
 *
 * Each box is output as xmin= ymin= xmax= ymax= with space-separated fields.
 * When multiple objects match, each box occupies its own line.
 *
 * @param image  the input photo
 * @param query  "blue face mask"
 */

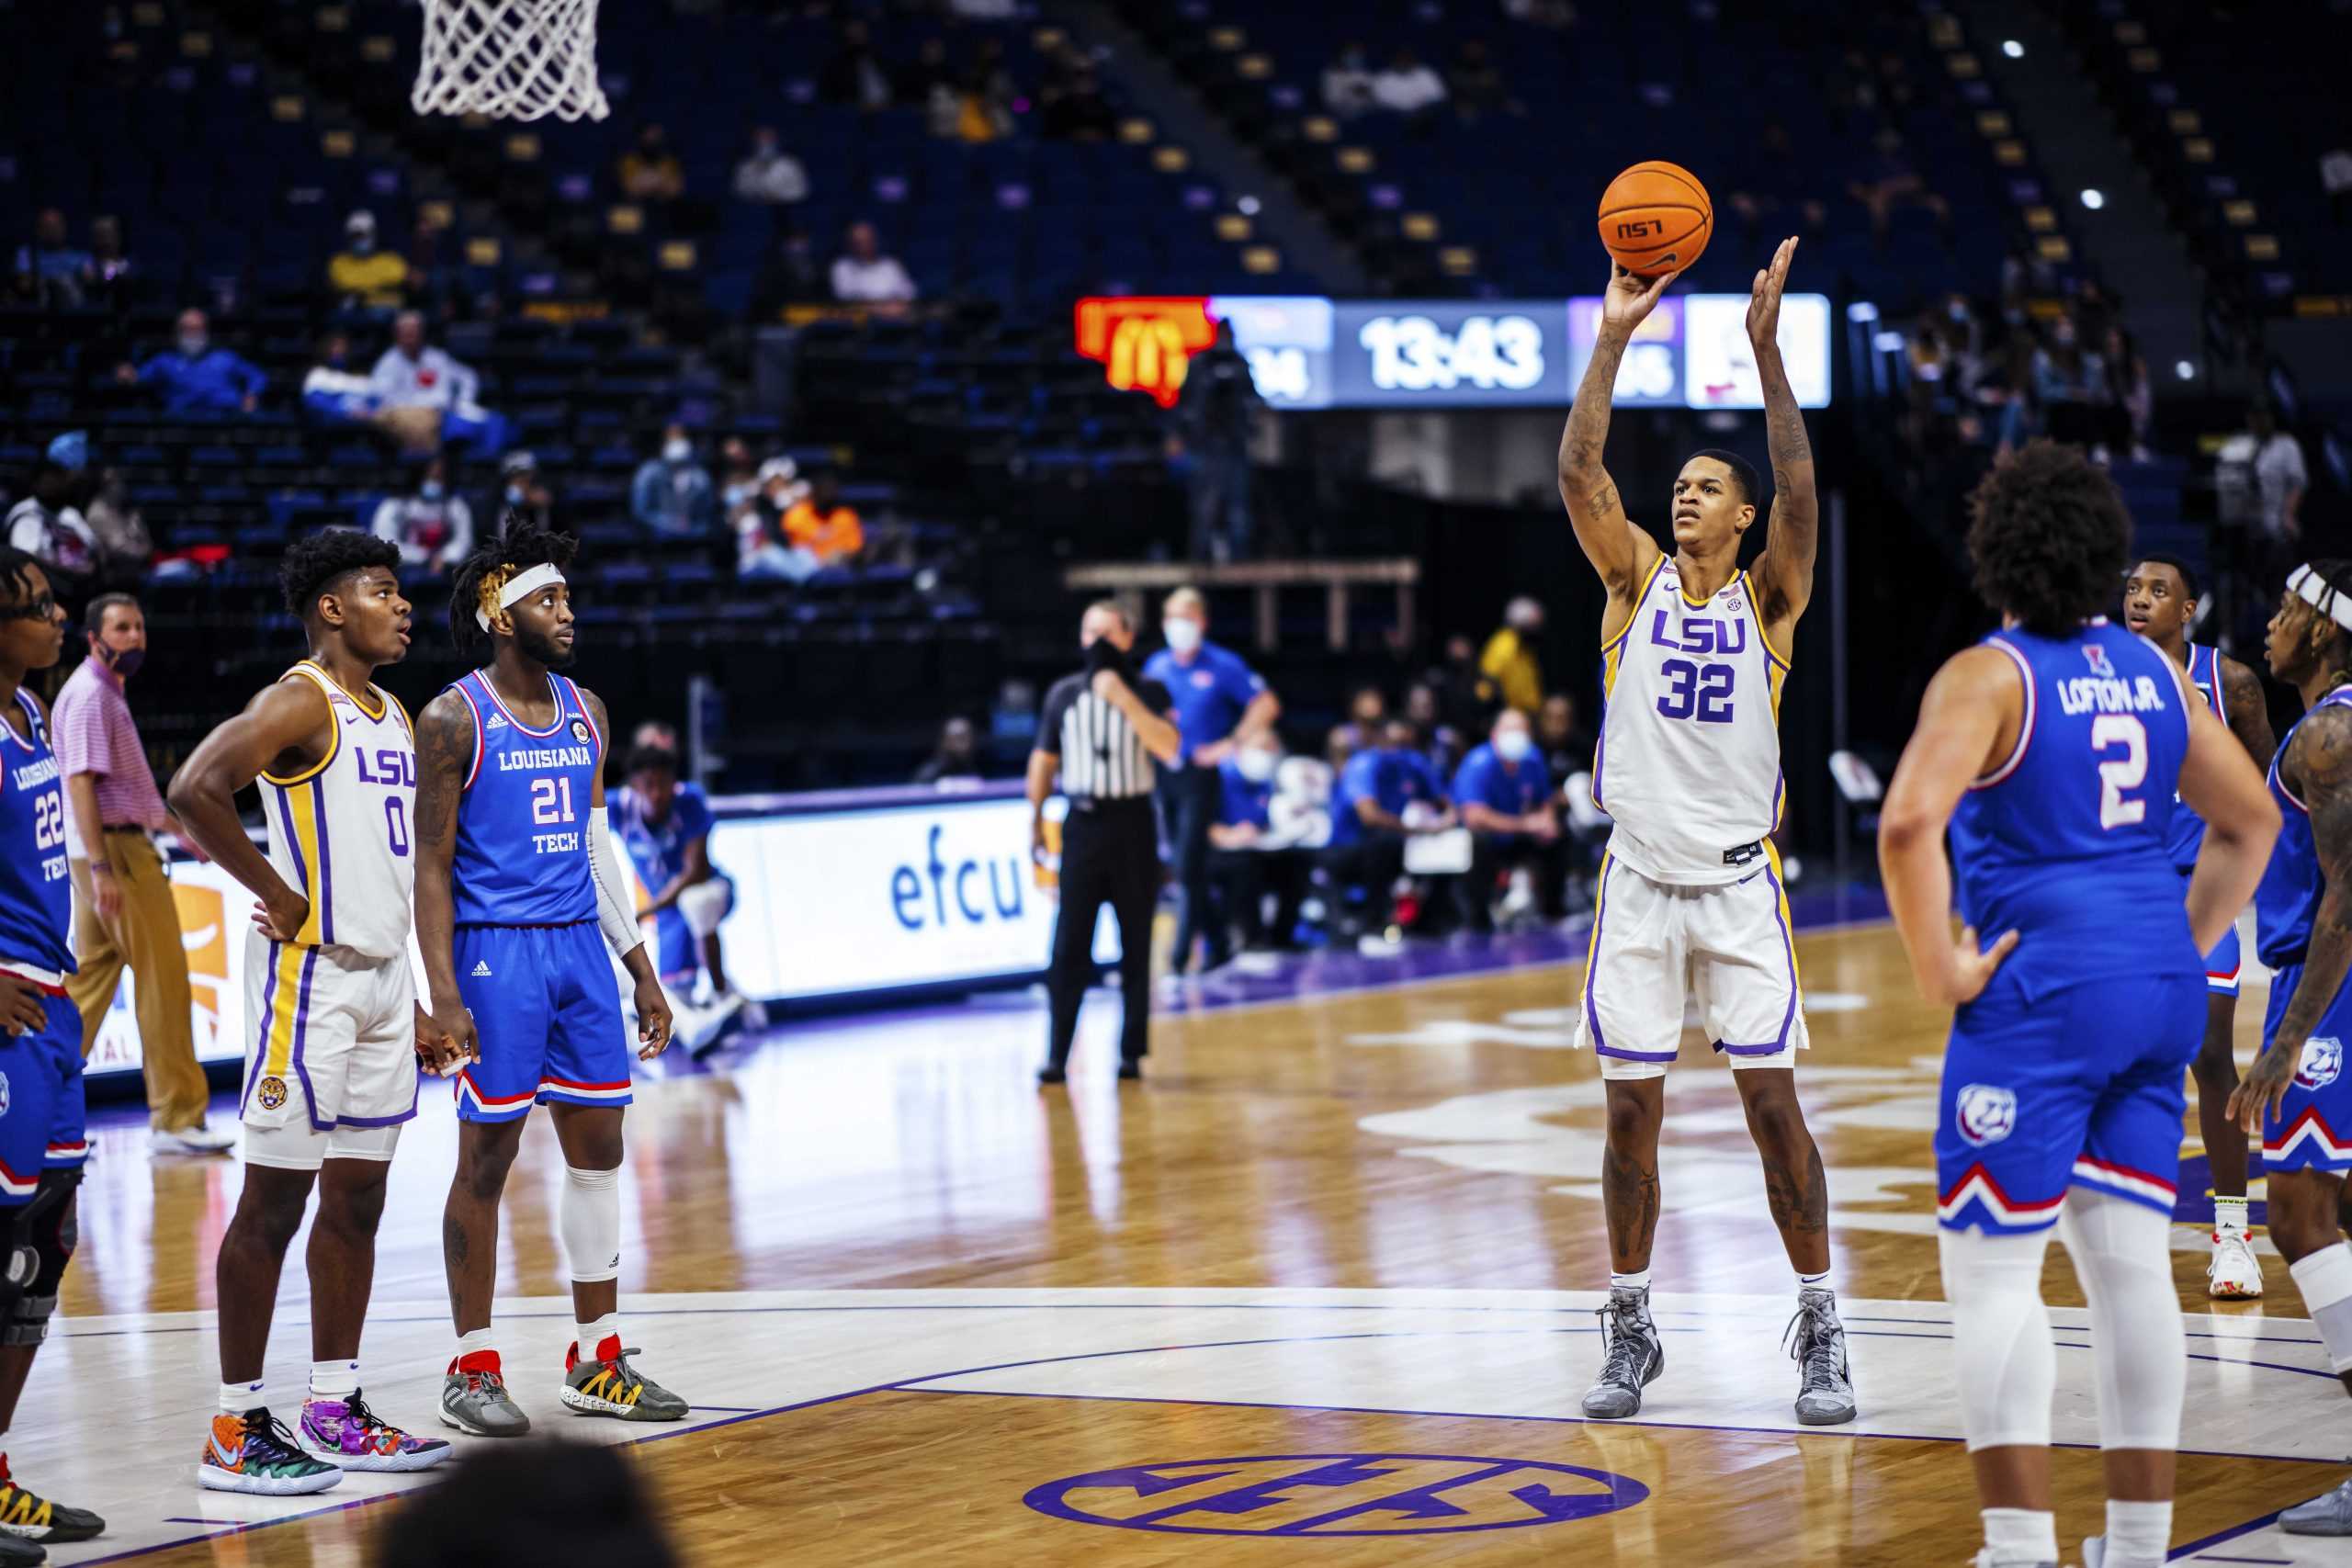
xmin=420 ymin=481 xmax=446 ymax=501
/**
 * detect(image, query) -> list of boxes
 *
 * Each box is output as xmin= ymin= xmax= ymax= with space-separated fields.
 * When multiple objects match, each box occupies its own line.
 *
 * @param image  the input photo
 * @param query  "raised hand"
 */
xmin=1599 ymin=261 xmax=1680 ymax=334
xmin=1747 ymin=236 xmax=1798 ymax=350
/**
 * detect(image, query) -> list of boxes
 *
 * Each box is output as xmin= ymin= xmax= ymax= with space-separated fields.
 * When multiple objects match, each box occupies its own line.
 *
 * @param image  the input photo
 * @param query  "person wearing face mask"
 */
xmin=1452 ymin=708 xmax=1570 ymax=932
xmin=5 ymin=451 xmax=100 ymax=604
xmin=2030 ymin=312 xmax=2108 ymax=449
xmin=495 ymin=449 xmax=554 ymax=535
xmin=327 ymin=209 xmax=411 ymax=311
xmin=1140 ymin=587 xmax=1281 ymax=975
xmin=371 ymin=456 xmax=475 ymax=575
xmin=630 ymin=423 xmax=718 ymax=540
xmin=1319 ymin=716 xmax=1455 ymax=946
xmin=731 ymin=125 xmax=808 ymax=208
xmin=1478 ymin=596 xmax=1547 ymax=716
xmin=1208 ymin=733 xmax=1309 ymax=954
xmin=115 ymin=308 xmax=266 ymax=415
xmin=53 ymin=594 xmax=233 ymax=1155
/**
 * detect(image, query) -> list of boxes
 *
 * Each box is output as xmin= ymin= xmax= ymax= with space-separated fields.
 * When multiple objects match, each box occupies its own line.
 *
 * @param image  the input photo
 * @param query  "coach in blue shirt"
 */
xmin=116 ymin=308 xmax=266 ymax=415
xmin=1451 ymin=707 xmax=1569 ymax=931
xmin=1207 ymin=731 xmax=1309 ymax=952
xmin=1320 ymin=718 xmax=1454 ymax=936
xmin=1142 ymin=586 xmax=1279 ymax=971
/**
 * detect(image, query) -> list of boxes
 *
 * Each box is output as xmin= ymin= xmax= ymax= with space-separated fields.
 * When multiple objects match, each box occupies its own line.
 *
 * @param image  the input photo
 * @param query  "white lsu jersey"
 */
xmin=1591 ymin=556 xmax=1790 ymax=886
xmin=255 ymin=660 xmax=417 ymax=960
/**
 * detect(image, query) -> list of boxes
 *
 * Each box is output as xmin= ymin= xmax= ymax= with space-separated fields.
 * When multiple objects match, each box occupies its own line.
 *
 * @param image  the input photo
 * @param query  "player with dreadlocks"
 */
xmin=412 ymin=514 xmax=681 ymax=1438
xmin=2226 ymin=559 xmax=2352 ymax=1537
xmin=172 ymin=527 xmax=453 ymax=1494
xmin=1879 ymin=443 xmax=2278 ymax=1568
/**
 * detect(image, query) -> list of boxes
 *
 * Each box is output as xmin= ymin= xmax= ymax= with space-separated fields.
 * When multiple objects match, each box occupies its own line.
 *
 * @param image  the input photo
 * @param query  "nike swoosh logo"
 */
xmin=208 ymin=1437 xmax=243 ymax=1469
xmin=342 ymin=715 xmax=360 ymax=726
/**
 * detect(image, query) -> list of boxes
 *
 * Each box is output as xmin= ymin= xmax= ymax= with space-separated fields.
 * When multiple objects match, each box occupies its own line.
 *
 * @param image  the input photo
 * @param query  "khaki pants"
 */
xmin=68 ymin=834 xmax=208 ymax=1132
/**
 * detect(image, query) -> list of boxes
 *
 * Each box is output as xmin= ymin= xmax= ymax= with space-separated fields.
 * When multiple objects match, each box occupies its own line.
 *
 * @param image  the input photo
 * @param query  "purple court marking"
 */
xmin=2166 ymin=1511 xmax=2288 ymax=1562
xmin=2188 ymin=1558 xmax=2293 ymax=1564
xmin=1023 ymin=1452 xmax=1647 ymax=1537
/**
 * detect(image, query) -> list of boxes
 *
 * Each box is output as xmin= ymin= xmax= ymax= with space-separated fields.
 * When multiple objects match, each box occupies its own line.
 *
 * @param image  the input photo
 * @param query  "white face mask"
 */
xmin=177 ymin=334 xmax=208 ymax=356
xmin=1236 ymin=747 xmax=1278 ymax=783
xmin=1495 ymin=729 xmax=1533 ymax=762
xmin=1163 ymin=617 xmax=1203 ymax=654
xmin=663 ymin=438 xmax=692 ymax=464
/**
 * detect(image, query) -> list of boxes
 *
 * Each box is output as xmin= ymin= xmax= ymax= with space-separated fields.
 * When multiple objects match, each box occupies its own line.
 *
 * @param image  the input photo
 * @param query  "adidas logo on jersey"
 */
xmin=470 ymin=960 xmax=492 ymax=976
xmin=483 ymin=714 xmax=508 ymax=731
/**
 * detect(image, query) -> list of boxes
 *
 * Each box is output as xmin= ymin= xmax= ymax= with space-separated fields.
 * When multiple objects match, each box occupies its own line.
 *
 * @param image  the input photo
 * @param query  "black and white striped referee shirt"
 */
xmin=1038 ymin=670 xmax=1172 ymax=800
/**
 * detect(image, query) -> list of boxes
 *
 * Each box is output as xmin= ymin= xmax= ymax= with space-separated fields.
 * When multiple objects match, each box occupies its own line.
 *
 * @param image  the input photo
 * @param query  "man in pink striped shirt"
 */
xmin=55 ymin=593 xmax=234 ymax=1154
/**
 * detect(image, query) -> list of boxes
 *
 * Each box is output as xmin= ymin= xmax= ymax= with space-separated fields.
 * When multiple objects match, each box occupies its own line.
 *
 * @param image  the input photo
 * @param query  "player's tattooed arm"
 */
xmin=2220 ymin=655 xmax=2278 ymax=770
xmin=412 ymin=689 xmax=479 ymax=1073
xmin=2236 ymin=705 xmax=2352 ymax=1131
xmin=1560 ymin=265 xmax=1672 ymax=598
xmin=577 ymin=686 xmax=614 ymax=809
xmin=1747 ymin=238 xmax=1816 ymax=628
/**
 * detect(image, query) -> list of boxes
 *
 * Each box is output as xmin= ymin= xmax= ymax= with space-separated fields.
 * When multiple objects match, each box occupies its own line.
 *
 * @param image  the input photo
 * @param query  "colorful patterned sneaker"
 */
xmin=299 ymin=1390 xmax=453 ymax=1473
xmin=0 ymin=1453 xmax=103 ymax=1542
xmin=560 ymin=1339 xmax=689 ymax=1422
xmin=197 ymin=1410 xmax=341 ymax=1495
xmin=439 ymin=1354 xmax=532 ymax=1438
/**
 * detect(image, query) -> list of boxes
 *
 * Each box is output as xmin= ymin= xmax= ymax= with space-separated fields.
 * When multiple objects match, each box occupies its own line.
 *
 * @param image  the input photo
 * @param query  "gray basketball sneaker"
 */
xmin=1787 ymin=1288 xmax=1858 ymax=1426
xmin=561 ymin=1343 xmax=689 ymax=1422
xmin=1581 ymin=1288 xmax=1665 ymax=1418
xmin=439 ymin=1361 xmax=532 ymax=1438
xmin=2281 ymin=1476 xmax=2352 ymax=1535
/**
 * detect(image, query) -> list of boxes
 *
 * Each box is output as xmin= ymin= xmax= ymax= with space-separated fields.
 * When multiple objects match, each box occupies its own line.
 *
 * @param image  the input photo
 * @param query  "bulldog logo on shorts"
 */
xmin=1956 ymin=1083 xmax=2018 ymax=1147
xmin=0 ymin=1071 xmax=11 ymax=1118
xmin=570 ymin=719 xmax=592 ymax=744
xmin=256 ymin=1076 xmax=288 ymax=1111
xmin=2297 ymin=1037 xmax=2344 ymax=1090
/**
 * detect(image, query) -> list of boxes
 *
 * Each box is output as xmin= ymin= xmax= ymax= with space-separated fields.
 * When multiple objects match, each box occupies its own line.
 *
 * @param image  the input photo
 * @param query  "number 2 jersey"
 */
xmin=1949 ymin=621 xmax=2201 ymax=995
xmin=447 ymin=669 xmax=603 ymax=926
xmin=1592 ymin=557 xmax=1790 ymax=885
xmin=0 ymin=688 xmax=72 ymax=976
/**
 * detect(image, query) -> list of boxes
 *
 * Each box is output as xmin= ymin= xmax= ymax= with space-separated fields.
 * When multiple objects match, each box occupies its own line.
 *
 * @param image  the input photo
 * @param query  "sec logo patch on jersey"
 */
xmin=1956 ymin=1083 xmax=2018 ymax=1146
xmin=2297 ymin=1038 xmax=2344 ymax=1090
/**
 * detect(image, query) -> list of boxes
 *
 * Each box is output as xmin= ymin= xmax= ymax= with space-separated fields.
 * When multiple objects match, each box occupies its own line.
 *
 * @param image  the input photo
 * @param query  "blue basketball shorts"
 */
xmin=452 ymin=922 xmax=631 ymax=1122
xmin=2261 ymin=959 xmax=2352 ymax=1172
xmin=1936 ymin=968 xmax=2204 ymax=1234
xmin=2184 ymin=873 xmax=2242 ymax=997
xmin=0 ymin=987 xmax=86 ymax=1202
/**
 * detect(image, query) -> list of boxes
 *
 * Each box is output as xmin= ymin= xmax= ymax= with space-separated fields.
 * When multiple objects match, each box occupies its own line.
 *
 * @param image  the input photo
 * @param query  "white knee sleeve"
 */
xmin=2289 ymin=1242 xmax=2352 ymax=1373
xmin=1940 ymin=1224 xmax=2056 ymax=1451
xmin=676 ymin=877 xmax=729 ymax=940
xmin=560 ymin=1165 xmax=622 ymax=1284
xmin=2058 ymin=1188 xmax=2185 ymax=1451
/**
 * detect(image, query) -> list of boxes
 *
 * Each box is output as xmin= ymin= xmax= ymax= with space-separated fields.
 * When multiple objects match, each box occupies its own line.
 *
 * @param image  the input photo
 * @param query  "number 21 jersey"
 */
xmin=1592 ymin=557 xmax=1790 ymax=885
xmin=447 ymin=670 xmax=603 ymax=926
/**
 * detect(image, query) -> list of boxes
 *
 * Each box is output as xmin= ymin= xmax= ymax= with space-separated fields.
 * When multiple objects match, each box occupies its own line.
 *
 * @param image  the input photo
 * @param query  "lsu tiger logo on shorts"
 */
xmin=1956 ymin=1082 xmax=2018 ymax=1147
xmin=256 ymin=1076 xmax=288 ymax=1111
xmin=2297 ymin=1037 xmax=2344 ymax=1090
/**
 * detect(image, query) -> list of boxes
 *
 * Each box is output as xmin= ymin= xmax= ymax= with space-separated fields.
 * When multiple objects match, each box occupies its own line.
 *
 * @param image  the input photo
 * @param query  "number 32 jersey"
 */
xmin=1949 ymin=621 xmax=2201 ymax=992
xmin=447 ymin=670 xmax=603 ymax=926
xmin=1592 ymin=557 xmax=1791 ymax=886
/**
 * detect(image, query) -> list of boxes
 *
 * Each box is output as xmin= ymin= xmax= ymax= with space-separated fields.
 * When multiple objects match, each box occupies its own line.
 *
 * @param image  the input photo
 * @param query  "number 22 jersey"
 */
xmin=447 ymin=670 xmax=604 ymax=926
xmin=0 ymin=689 xmax=71 ymax=976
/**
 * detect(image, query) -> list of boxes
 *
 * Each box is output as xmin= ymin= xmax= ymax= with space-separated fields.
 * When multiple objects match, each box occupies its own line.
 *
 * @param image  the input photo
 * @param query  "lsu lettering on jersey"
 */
xmin=448 ymin=670 xmax=602 ymax=926
xmin=1592 ymin=558 xmax=1789 ymax=886
xmin=0 ymin=689 xmax=72 ymax=976
xmin=2163 ymin=642 xmax=2229 ymax=872
xmin=255 ymin=661 xmax=416 ymax=961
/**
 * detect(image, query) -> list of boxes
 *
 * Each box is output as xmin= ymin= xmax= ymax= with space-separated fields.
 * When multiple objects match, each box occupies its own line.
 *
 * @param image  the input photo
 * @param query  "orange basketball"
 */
xmin=1598 ymin=161 xmax=1712 ymax=277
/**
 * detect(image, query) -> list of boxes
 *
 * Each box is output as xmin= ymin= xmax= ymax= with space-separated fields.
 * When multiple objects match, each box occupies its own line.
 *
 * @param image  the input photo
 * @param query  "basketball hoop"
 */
xmin=411 ymin=0 xmax=610 ymax=123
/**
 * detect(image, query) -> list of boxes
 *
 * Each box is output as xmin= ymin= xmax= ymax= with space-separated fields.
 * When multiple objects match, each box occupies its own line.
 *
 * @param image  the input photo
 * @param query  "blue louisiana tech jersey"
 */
xmin=2163 ymin=643 xmax=2229 ymax=872
xmin=2255 ymin=687 xmax=2352 ymax=970
xmin=448 ymin=670 xmax=603 ymax=926
xmin=0 ymin=690 xmax=72 ymax=975
xmin=1949 ymin=621 xmax=2202 ymax=994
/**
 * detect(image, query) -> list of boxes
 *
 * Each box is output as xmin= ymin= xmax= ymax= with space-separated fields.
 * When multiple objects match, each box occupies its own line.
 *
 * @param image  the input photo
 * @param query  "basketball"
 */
xmin=1598 ymin=160 xmax=1713 ymax=276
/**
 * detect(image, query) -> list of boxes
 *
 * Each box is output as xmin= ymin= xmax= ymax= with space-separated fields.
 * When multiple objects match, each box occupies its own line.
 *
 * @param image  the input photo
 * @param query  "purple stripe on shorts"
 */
xmin=1598 ymin=1043 xmax=1679 ymax=1061
xmin=1716 ymin=1041 xmax=1790 ymax=1057
xmin=289 ymin=947 xmax=324 ymax=1132
xmin=1581 ymin=858 xmax=1613 ymax=1055
xmin=332 ymin=1106 xmax=418 ymax=1129
xmin=311 ymin=777 xmax=334 ymax=945
xmin=1763 ymin=857 xmax=1799 ymax=1050
xmin=240 ymin=941 xmax=280 ymax=1117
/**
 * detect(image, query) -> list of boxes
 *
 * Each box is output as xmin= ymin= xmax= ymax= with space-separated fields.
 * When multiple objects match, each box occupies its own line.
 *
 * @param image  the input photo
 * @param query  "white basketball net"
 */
xmin=412 ymin=0 xmax=611 ymax=123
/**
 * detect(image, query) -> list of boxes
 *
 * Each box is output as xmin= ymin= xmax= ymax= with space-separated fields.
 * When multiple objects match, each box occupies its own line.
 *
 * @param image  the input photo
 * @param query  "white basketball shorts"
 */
xmin=240 ymin=938 xmax=420 ymax=1168
xmin=1573 ymin=849 xmax=1810 ymax=1081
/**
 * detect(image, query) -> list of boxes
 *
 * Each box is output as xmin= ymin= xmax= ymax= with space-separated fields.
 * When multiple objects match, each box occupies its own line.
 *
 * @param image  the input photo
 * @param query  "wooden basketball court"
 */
xmin=33 ymin=918 xmax=2352 ymax=1565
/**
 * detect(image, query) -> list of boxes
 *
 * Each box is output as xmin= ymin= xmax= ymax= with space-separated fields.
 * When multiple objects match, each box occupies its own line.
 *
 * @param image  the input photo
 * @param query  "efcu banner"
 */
xmin=1073 ymin=297 xmax=1217 ymax=409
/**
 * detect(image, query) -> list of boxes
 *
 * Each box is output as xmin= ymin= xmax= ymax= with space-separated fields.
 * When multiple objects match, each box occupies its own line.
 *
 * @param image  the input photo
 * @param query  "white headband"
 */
xmin=476 ymin=562 xmax=567 ymax=631
xmin=2290 ymin=564 xmax=2352 ymax=633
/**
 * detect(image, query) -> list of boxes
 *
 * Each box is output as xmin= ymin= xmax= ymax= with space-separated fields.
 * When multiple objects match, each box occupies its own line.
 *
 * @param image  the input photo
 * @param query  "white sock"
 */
xmin=575 ymin=1312 xmax=621 ymax=1359
xmin=1797 ymin=1266 xmax=1833 ymax=1295
xmin=2103 ymin=1498 xmax=2172 ymax=1566
xmin=454 ymin=1326 xmax=497 ymax=1366
xmin=1609 ymin=1269 xmax=1651 ymax=1294
xmin=219 ymin=1378 xmax=264 ymax=1416
xmin=2213 ymin=1195 xmax=2248 ymax=1238
xmin=1981 ymin=1506 xmax=2058 ymax=1565
xmin=308 ymin=1359 xmax=359 ymax=1401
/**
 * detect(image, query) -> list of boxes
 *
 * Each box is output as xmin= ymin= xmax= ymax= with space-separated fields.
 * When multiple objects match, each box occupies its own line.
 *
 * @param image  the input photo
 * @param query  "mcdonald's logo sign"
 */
xmin=1073 ymin=298 xmax=1218 ymax=408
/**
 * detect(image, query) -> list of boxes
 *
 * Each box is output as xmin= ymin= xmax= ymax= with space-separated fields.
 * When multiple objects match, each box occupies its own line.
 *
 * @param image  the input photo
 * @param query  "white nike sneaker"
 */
xmin=2207 ymin=1231 xmax=2264 ymax=1300
xmin=153 ymin=1124 xmax=236 ymax=1156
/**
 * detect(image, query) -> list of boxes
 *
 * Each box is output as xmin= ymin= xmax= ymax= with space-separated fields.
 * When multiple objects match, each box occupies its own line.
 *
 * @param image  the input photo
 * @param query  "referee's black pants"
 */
xmin=1158 ymin=762 xmax=1226 ymax=970
xmin=1046 ymin=797 xmax=1160 ymax=1071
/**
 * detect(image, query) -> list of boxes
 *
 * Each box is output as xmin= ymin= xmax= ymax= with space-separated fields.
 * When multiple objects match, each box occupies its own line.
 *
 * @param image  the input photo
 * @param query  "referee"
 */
xmin=1027 ymin=601 xmax=1180 ymax=1085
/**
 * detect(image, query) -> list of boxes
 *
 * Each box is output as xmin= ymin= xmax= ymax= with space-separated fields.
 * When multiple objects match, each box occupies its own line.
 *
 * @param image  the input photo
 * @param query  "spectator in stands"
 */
xmin=1042 ymin=65 xmax=1117 ymax=142
xmin=783 ymin=473 xmax=865 ymax=568
xmin=496 ymin=449 xmax=555 ymax=534
xmin=632 ymin=423 xmax=718 ymax=539
xmin=915 ymin=716 xmax=986 ymax=784
xmin=328 ymin=209 xmax=411 ymax=311
xmin=956 ymin=41 xmax=1016 ymax=142
xmin=1329 ymin=684 xmax=1387 ymax=760
xmin=371 ymin=456 xmax=475 ymax=575
xmin=1174 ymin=321 xmax=1261 ymax=561
xmin=85 ymin=216 xmax=134 ymax=310
xmin=831 ymin=221 xmax=918 ymax=309
xmin=2226 ymin=404 xmax=2310 ymax=604
xmin=1370 ymin=48 xmax=1448 ymax=124
xmin=1322 ymin=42 xmax=1376 ymax=118
xmin=14 ymin=208 xmax=95 ymax=308
xmin=369 ymin=310 xmax=500 ymax=455
xmin=82 ymin=457 xmax=153 ymax=589
xmin=752 ymin=223 xmax=826 ymax=318
xmin=1537 ymin=692 xmax=1592 ymax=781
xmin=718 ymin=437 xmax=759 ymax=518
xmin=618 ymin=122 xmax=685 ymax=203
xmin=1209 ymin=729 xmax=1308 ymax=954
xmin=1320 ymin=717 xmax=1454 ymax=943
xmin=732 ymin=126 xmax=808 ymax=208
xmin=1447 ymin=39 xmax=1518 ymax=121
xmin=1848 ymin=127 xmax=1951 ymax=242
xmin=115 ymin=309 xmax=265 ymax=415
xmin=2030 ymin=316 xmax=2109 ymax=449
xmin=1478 ymin=596 xmax=1545 ymax=716
xmin=6 ymin=446 xmax=98 ymax=603
xmin=737 ymin=457 xmax=816 ymax=581
xmin=820 ymin=19 xmax=894 ymax=110
xmin=899 ymin=36 xmax=956 ymax=110
xmin=2102 ymin=325 xmax=2152 ymax=461
xmin=2325 ymin=146 xmax=2352 ymax=225
xmin=1452 ymin=708 xmax=1568 ymax=932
